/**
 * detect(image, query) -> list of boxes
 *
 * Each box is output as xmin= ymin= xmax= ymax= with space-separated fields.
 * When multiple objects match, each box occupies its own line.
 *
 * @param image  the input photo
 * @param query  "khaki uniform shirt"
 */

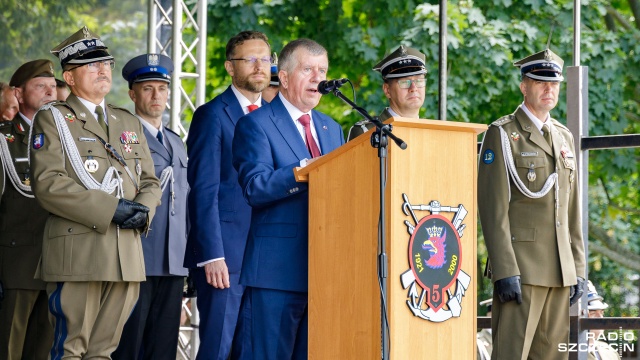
xmin=0 ymin=117 xmax=49 ymax=290
xmin=30 ymin=94 xmax=161 ymax=282
xmin=478 ymin=106 xmax=585 ymax=287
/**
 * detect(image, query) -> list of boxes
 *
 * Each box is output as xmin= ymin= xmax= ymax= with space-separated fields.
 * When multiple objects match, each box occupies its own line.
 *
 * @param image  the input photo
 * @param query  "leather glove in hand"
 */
xmin=495 ymin=275 xmax=522 ymax=304
xmin=569 ymin=277 xmax=585 ymax=306
xmin=112 ymin=198 xmax=149 ymax=225
xmin=120 ymin=210 xmax=148 ymax=230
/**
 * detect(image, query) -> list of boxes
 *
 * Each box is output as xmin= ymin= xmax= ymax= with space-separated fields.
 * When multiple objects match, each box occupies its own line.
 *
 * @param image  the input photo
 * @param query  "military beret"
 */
xmin=270 ymin=52 xmax=279 ymax=87
xmin=373 ymin=45 xmax=427 ymax=80
xmin=122 ymin=54 xmax=174 ymax=89
xmin=9 ymin=59 xmax=55 ymax=87
xmin=51 ymin=26 xmax=113 ymax=68
xmin=514 ymin=48 xmax=564 ymax=82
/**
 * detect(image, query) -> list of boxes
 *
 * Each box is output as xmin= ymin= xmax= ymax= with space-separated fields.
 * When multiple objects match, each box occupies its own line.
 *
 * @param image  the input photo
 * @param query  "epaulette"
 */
xmin=551 ymin=118 xmax=570 ymax=132
xmin=165 ymin=126 xmax=181 ymax=137
xmin=0 ymin=121 xmax=12 ymax=129
xmin=108 ymin=104 xmax=136 ymax=116
xmin=490 ymin=114 xmax=515 ymax=127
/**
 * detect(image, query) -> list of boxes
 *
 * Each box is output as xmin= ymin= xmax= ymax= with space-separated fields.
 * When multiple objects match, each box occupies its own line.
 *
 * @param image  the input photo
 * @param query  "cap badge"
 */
xmin=49 ymin=63 xmax=54 ymax=73
xmin=82 ymin=26 xmax=91 ymax=39
xmin=544 ymin=49 xmax=553 ymax=61
xmin=400 ymin=45 xmax=407 ymax=56
xmin=147 ymin=54 xmax=159 ymax=66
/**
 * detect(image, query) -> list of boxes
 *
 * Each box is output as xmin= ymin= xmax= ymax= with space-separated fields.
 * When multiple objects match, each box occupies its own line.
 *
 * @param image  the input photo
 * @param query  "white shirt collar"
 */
xmin=521 ymin=102 xmax=551 ymax=134
xmin=18 ymin=112 xmax=32 ymax=127
xmin=278 ymin=93 xmax=310 ymax=122
xmin=386 ymin=107 xmax=400 ymax=118
xmin=77 ymin=97 xmax=106 ymax=122
xmin=231 ymin=84 xmax=262 ymax=115
xmin=137 ymin=115 xmax=162 ymax=139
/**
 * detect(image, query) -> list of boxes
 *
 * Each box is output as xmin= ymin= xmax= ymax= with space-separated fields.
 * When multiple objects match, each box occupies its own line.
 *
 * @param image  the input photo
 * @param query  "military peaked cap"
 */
xmin=122 ymin=54 xmax=174 ymax=89
xmin=373 ymin=45 xmax=427 ymax=80
xmin=514 ymin=48 xmax=564 ymax=82
xmin=51 ymin=26 xmax=114 ymax=68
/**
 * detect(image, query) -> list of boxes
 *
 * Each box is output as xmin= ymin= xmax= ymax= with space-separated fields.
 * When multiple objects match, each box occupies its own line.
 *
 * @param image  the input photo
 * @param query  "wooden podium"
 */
xmin=295 ymin=117 xmax=487 ymax=359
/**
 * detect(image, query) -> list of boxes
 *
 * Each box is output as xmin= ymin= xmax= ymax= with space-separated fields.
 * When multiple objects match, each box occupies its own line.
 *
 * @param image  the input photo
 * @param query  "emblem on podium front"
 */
xmin=400 ymin=193 xmax=471 ymax=322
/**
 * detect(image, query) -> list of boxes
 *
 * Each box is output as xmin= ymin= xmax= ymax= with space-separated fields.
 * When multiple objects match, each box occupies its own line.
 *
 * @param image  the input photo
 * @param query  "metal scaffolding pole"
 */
xmin=147 ymin=0 xmax=208 ymax=358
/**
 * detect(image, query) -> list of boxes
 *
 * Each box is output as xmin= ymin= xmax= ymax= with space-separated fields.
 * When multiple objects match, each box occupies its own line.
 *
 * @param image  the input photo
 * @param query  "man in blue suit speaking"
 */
xmin=232 ymin=38 xmax=345 ymax=359
xmin=184 ymin=31 xmax=272 ymax=359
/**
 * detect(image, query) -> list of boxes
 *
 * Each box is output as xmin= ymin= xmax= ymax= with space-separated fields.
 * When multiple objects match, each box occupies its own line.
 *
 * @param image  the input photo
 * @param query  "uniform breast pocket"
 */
xmin=515 ymin=155 xmax=546 ymax=190
xmin=120 ymin=143 xmax=148 ymax=161
xmin=76 ymin=140 xmax=108 ymax=172
xmin=44 ymin=217 xmax=96 ymax=276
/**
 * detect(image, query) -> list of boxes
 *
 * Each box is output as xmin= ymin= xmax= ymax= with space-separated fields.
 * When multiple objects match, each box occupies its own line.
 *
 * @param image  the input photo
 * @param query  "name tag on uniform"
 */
xmin=14 ymin=157 xmax=28 ymax=163
xmin=520 ymin=152 xmax=538 ymax=157
xmin=79 ymin=137 xmax=97 ymax=142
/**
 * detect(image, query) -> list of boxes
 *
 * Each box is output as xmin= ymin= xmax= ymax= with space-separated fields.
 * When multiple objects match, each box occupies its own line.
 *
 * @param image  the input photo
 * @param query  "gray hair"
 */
xmin=278 ymin=39 xmax=327 ymax=73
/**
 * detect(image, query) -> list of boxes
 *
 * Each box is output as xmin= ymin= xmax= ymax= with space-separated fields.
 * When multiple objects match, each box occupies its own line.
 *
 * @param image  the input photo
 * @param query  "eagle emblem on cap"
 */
xmin=400 ymin=45 xmax=407 ymax=57
xmin=544 ymin=49 xmax=553 ymax=61
xmin=82 ymin=26 xmax=91 ymax=39
xmin=147 ymin=54 xmax=159 ymax=66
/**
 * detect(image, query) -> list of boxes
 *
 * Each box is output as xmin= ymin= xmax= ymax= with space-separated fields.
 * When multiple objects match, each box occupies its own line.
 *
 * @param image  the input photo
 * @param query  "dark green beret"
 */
xmin=9 ymin=59 xmax=55 ymax=87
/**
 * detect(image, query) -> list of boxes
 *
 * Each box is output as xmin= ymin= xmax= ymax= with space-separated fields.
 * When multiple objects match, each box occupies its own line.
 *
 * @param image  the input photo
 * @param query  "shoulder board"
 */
xmin=107 ymin=104 xmax=135 ymax=116
xmin=165 ymin=127 xmax=181 ymax=137
xmin=490 ymin=114 xmax=515 ymax=127
xmin=0 ymin=121 xmax=12 ymax=129
xmin=551 ymin=118 xmax=570 ymax=131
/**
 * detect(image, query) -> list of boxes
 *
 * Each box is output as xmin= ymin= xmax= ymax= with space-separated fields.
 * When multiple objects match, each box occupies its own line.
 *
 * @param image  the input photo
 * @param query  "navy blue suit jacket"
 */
xmin=184 ymin=86 xmax=259 ymax=273
xmin=232 ymin=95 xmax=345 ymax=292
xmin=142 ymin=126 xmax=189 ymax=276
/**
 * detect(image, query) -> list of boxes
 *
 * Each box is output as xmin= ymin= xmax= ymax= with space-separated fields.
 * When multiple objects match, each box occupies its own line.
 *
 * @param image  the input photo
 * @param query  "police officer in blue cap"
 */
xmin=112 ymin=53 xmax=189 ymax=360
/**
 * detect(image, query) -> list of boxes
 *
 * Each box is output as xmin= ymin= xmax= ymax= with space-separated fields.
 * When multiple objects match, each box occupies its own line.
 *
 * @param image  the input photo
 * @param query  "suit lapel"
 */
xmin=143 ymin=127 xmax=171 ymax=162
xmin=269 ymin=97 xmax=309 ymax=160
xmin=311 ymin=110 xmax=331 ymax=155
xmin=514 ymin=106 xmax=553 ymax=156
xmin=221 ymin=87 xmax=245 ymax=126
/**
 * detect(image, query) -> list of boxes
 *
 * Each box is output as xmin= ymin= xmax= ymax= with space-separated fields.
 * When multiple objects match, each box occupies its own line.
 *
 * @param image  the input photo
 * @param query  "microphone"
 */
xmin=317 ymin=78 xmax=348 ymax=94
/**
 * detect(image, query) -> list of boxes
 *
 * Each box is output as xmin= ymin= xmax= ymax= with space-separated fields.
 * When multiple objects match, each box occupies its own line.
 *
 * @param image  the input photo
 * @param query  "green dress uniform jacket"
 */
xmin=346 ymin=107 xmax=393 ymax=141
xmin=0 ymin=117 xmax=49 ymax=290
xmin=478 ymin=105 xmax=585 ymax=287
xmin=30 ymin=94 xmax=161 ymax=282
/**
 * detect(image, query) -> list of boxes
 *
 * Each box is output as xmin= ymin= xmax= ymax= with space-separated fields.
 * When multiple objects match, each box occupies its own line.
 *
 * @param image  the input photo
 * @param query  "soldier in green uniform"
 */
xmin=477 ymin=48 xmax=586 ymax=360
xmin=347 ymin=45 xmax=427 ymax=141
xmin=30 ymin=26 xmax=161 ymax=359
xmin=587 ymin=281 xmax=621 ymax=360
xmin=0 ymin=59 xmax=57 ymax=360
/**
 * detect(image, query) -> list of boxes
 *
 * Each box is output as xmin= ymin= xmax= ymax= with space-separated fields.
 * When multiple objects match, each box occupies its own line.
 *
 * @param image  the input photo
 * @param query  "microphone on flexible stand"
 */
xmin=317 ymin=78 xmax=349 ymax=94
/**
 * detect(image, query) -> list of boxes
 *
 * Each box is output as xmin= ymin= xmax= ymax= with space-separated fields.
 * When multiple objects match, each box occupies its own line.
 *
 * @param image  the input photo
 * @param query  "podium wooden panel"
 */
xmin=295 ymin=117 xmax=487 ymax=359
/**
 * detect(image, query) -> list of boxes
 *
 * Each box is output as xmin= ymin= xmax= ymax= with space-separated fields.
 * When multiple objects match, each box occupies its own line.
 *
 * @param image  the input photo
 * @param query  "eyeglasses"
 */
xmin=396 ymin=78 xmax=427 ymax=89
xmin=228 ymin=56 xmax=272 ymax=66
xmin=71 ymin=60 xmax=115 ymax=73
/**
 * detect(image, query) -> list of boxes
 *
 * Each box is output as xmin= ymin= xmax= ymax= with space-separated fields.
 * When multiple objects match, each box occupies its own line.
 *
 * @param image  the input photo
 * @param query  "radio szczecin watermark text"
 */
xmin=558 ymin=329 xmax=635 ymax=355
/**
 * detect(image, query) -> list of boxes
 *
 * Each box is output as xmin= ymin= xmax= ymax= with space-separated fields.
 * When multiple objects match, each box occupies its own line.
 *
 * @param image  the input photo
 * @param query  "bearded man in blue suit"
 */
xmin=232 ymin=38 xmax=345 ymax=359
xmin=184 ymin=30 xmax=271 ymax=359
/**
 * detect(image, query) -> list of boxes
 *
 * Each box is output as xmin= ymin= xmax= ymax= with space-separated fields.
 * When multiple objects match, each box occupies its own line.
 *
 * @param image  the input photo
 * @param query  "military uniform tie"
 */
xmin=95 ymin=105 xmax=108 ymax=135
xmin=156 ymin=130 xmax=163 ymax=145
xmin=542 ymin=124 xmax=552 ymax=148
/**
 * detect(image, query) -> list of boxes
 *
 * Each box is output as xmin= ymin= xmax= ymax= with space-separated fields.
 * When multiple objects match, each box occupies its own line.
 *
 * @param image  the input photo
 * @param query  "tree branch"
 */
xmin=589 ymin=242 xmax=640 ymax=271
xmin=589 ymin=226 xmax=640 ymax=268
xmin=629 ymin=0 xmax=640 ymax=30
xmin=606 ymin=6 xmax=633 ymax=31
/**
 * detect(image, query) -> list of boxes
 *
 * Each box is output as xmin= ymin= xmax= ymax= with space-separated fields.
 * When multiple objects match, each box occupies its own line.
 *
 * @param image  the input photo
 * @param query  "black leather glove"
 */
xmin=112 ymin=198 xmax=149 ymax=226
xmin=120 ymin=211 xmax=148 ymax=229
xmin=495 ymin=275 xmax=522 ymax=304
xmin=570 ymin=277 xmax=585 ymax=306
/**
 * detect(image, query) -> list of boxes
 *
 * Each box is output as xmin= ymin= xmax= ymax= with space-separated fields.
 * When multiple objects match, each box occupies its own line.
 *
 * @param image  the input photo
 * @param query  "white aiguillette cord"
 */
xmin=0 ymin=134 xmax=33 ymax=197
xmin=29 ymin=103 xmax=124 ymax=198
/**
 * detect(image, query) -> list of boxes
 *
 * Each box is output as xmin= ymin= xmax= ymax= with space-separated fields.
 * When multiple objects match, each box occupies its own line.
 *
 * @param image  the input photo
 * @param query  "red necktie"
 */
xmin=247 ymin=104 xmax=259 ymax=112
xmin=298 ymin=114 xmax=321 ymax=158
